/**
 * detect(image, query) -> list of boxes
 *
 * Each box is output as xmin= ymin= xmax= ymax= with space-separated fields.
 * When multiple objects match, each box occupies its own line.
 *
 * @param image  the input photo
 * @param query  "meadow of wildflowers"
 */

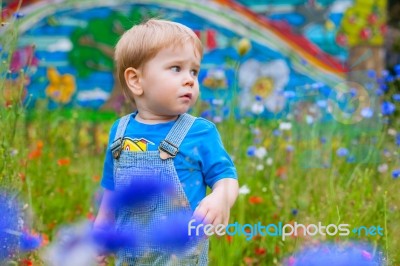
xmin=1 ymin=8 xmax=400 ymax=266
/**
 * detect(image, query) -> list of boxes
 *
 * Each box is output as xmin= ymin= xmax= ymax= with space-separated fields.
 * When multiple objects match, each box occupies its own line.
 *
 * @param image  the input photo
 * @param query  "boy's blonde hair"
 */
xmin=114 ymin=19 xmax=203 ymax=104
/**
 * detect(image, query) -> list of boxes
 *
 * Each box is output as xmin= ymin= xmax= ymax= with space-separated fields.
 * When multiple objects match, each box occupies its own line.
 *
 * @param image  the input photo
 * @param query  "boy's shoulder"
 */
xmin=191 ymin=117 xmax=217 ymax=133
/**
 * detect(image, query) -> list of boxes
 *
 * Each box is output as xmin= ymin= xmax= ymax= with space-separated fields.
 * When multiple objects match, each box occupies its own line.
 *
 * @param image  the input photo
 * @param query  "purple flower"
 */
xmin=381 ymin=101 xmax=395 ymax=116
xmin=392 ymin=169 xmax=400 ymax=179
xmin=336 ymin=147 xmax=348 ymax=157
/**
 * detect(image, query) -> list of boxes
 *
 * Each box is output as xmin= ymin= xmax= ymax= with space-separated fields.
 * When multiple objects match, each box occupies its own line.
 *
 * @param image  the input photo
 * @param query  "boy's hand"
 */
xmin=96 ymin=254 xmax=108 ymax=266
xmin=193 ymin=178 xmax=239 ymax=228
xmin=194 ymin=191 xmax=230 ymax=227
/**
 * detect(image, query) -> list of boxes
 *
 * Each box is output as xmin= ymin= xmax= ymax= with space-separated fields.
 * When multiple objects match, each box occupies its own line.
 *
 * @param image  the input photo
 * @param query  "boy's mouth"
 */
xmin=180 ymin=93 xmax=192 ymax=100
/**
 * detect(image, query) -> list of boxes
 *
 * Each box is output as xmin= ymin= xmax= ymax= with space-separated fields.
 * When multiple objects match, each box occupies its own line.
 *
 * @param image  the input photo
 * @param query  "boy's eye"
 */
xmin=171 ymin=66 xmax=181 ymax=72
xmin=191 ymin=69 xmax=199 ymax=77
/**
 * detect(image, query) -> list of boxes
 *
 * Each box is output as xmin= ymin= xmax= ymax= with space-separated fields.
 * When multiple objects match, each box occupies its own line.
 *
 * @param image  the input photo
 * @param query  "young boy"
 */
xmin=94 ymin=19 xmax=238 ymax=265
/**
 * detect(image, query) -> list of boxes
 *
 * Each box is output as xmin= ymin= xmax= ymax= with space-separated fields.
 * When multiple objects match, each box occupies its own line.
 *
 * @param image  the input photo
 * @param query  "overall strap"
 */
xmin=110 ymin=113 xmax=132 ymax=159
xmin=158 ymin=113 xmax=196 ymax=158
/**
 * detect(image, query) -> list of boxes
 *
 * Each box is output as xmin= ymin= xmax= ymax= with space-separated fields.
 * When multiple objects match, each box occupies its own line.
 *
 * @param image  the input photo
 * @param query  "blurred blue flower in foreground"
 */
xmin=284 ymin=242 xmax=382 ymax=266
xmin=0 ymin=191 xmax=41 ymax=262
xmin=91 ymin=227 xmax=137 ymax=254
xmin=0 ymin=192 xmax=20 ymax=262
xmin=20 ymin=231 xmax=42 ymax=251
xmin=43 ymin=223 xmax=97 ymax=266
xmin=44 ymin=177 xmax=197 ymax=265
xmin=149 ymin=210 xmax=204 ymax=254
xmin=110 ymin=175 xmax=174 ymax=210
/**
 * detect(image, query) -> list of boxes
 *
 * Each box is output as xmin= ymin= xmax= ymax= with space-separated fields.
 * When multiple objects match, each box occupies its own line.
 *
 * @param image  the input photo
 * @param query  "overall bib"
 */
xmin=111 ymin=112 xmax=209 ymax=266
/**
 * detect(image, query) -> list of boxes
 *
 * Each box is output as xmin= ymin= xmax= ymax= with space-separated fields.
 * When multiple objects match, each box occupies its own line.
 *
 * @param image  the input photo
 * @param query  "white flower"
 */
xmin=256 ymin=164 xmax=264 ymax=171
xmin=255 ymin=147 xmax=267 ymax=159
xmin=266 ymin=157 xmax=273 ymax=165
xmin=213 ymin=116 xmax=223 ymax=123
xmin=238 ymin=185 xmax=251 ymax=195
xmin=279 ymin=122 xmax=292 ymax=131
xmin=377 ymin=164 xmax=388 ymax=173
xmin=388 ymin=128 xmax=397 ymax=136
xmin=305 ymin=115 xmax=314 ymax=124
xmin=238 ymin=59 xmax=290 ymax=113
xmin=251 ymin=102 xmax=264 ymax=114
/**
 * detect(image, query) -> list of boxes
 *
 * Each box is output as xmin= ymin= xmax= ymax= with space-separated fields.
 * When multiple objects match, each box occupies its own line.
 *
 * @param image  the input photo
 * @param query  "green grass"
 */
xmin=0 ymin=103 xmax=398 ymax=265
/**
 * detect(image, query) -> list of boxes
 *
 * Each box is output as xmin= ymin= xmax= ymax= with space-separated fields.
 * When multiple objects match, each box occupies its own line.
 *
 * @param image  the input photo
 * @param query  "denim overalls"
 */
xmin=110 ymin=112 xmax=209 ymax=266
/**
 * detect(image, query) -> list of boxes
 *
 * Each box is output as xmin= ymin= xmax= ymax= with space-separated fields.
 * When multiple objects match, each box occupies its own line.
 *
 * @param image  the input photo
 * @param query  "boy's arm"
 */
xmin=94 ymin=189 xmax=115 ymax=229
xmin=194 ymin=178 xmax=239 ymax=227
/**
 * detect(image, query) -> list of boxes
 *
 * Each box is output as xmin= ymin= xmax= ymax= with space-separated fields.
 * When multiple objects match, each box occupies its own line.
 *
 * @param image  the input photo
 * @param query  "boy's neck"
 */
xmin=135 ymin=111 xmax=179 ymax=124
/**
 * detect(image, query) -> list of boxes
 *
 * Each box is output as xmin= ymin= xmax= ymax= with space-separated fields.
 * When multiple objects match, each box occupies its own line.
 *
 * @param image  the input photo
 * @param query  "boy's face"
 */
xmin=138 ymin=42 xmax=201 ymax=117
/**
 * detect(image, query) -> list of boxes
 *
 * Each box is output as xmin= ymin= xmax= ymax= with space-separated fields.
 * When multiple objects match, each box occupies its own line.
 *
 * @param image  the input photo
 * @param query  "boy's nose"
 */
xmin=183 ymin=75 xmax=194 ymax=87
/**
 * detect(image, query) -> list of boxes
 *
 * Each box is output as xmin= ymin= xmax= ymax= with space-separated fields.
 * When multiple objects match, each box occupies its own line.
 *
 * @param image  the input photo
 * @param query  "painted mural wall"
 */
xmin=2 ymin=0 xmax=385 ymax=121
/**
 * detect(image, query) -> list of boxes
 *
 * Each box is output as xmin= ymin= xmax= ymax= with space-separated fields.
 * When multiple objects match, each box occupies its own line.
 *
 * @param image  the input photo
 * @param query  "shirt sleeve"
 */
xmin=100 ymin=120 xmax=120 ymax=190
xmin=199 ymin=120 xmax=237 ymax=188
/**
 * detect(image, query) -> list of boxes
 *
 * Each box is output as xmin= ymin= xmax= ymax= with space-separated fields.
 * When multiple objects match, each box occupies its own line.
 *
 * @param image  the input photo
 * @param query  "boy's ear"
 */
xmin=124 ymin=67 xmax=143 ymax=96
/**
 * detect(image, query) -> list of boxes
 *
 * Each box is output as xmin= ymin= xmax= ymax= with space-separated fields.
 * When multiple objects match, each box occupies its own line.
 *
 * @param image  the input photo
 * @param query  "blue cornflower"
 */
xmin=336 ymin=147 xmax=349 ymax=157
xmin=255 ymin=95 xmax=263 ymax=101
xmin=385 ymin=74 xmax=394 ymax=83
xmin=347 ymin=155 xmax=356 ymax=163
xmin=381 ymin=101 xmax=396 ymax=116
xmin=394 ymin=64 xmax=400 ymax=76
xmin=247 ymin=146 xmax=256 ymax=157
xmin=375 ymin=89 xmax=384 ymax=96
xmin=392 ymin=169 xmax=400 ymax=179
xmin=273 ymin=129 xmax=281 ymax=136
xmin=13 ymin=12 xmax=24 ymax=19
xmin=392 ymin=94 xmax=400 ymax=102
xmin=291 ymin=209 xmax=298 ymax=216
xmin=200 ymin=110 xmax=211 ymax=118
xmin=284 ymin=91 xmax=296 ymax=99
xmin=361 ymin=107 xmax=373 ymax=118
xmin=378 ymin=83 xmax=388 ymax=92
xmin=396 ymin=134 xmax=400 ymax=146
xmin=367 ymin=69 xmax=376 ymax=78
